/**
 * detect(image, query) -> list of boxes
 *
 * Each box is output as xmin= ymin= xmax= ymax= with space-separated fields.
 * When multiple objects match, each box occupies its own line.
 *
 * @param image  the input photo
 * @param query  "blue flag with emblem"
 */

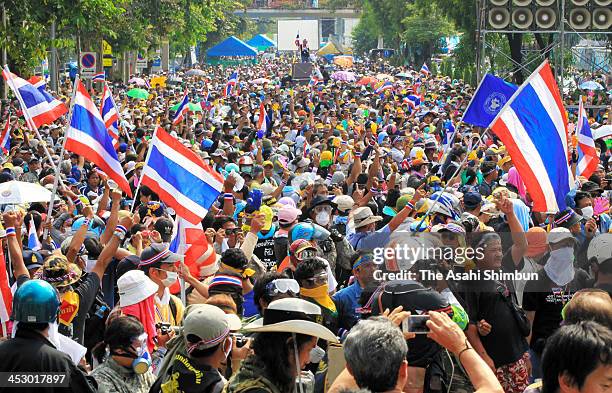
xmin=462 ymin=74 xmax=517 ymax=128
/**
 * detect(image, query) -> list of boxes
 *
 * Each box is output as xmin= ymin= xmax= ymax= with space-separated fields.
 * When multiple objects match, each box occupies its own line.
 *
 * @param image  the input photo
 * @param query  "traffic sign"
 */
xmin=102 ymin=40 xmax=113 ymax=67
xmin=80 ymin=52 xmax=97 ymax=78
xmin=136 ymin=53 xmax=147 ymax=70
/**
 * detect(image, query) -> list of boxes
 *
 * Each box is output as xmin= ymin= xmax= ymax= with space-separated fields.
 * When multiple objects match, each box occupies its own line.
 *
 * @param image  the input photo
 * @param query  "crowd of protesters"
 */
xmin=0 ymin=53 xmax=610 ymax=393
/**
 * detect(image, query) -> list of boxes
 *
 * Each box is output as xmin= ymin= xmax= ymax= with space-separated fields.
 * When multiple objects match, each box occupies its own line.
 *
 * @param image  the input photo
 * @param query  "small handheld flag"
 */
xmin=420 ymin=63 xmax=430 ymax=76
xmin=172 ymin=91 xmax=190 ymax=125
xmin=92 ymin=73 xmax=106 ymax=83
xmin=0 ymin=116 xmax=10 ymax=155
xmin=225 ymin=72 xmax=238 ymax=97
xmin=576 ymin=96 xmax=599 ymax=179
xmin=28 ymin=218 xmax=41 ymax=251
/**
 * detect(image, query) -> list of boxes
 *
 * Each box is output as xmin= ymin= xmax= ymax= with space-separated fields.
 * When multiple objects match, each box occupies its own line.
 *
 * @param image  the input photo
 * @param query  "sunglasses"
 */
xmin=225 ymin=228 xmax=241 ymax=235
xmin=296 ymin=248 xmax=318 ymax=260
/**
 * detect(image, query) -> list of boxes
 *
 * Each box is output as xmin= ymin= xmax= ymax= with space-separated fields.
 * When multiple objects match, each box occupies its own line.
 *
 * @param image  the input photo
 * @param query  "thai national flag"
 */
xmin=2 ymin=66 xmax=67 ymax=130
xmin=100 ymin=83 xmax=120 ymax=146
xmin=65 ymin=80 xmax=132 ymax=196
xmin=170 ymin=216 xmax=217 ymax=282
xmin=140 ymin=127 xmax=224 ymax=224
xmin=576 ymin=96 xmax=599 ymax=179
xmin=172 ymin=91 xmax=189 ymax=125
xmin=224 ymin=72 xmax=238 ymax=97
xmin=309 ymin=75 xmax=321 ymax=88
xmin=404 ymin=94 xmax=421 ymax=109
xmin=28 ymin=218 xmax=41 ymax=251
xmin=491 ymin=60 xmax=572 ymax=213
xmin=374 ymin=81 xmax=394 ymax=95
xmin=0 ymin=246 xmax=12 ymax=326
xmin=0 ymin=116 xmax=10 ymax=155
xmin=420 ymin=63 xmax=430 ymax=76
xmin=27 ymin=75 xmax=68 ymax=122
xmin=257 ymin=102 xmax=269 ymax=137
xmin=92 ymin=72 xmax=105 ymax=83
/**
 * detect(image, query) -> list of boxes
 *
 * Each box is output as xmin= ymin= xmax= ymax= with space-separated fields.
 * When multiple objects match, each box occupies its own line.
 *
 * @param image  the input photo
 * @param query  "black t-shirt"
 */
xmin=57 ymin=273 xmax=101 ymax=345
xmin=595 ymin=282 xmax=612 ymax=298
xmin=522 ymin=268 xmax=590 ymax=353
xmin=459 ymin=264 xmax=529 ymax=368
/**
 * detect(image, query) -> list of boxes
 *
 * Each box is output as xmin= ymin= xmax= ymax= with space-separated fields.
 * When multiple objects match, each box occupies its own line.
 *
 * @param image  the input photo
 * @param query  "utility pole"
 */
xmin=50 ymin=18 xmax=58 ymax=92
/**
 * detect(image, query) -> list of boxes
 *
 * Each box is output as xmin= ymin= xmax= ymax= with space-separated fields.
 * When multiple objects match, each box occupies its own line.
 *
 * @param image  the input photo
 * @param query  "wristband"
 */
xmin=457 ymin=343 xmax=474 ymax=364
xmin=115 ymin=225 xmax=127 ymax=235
xmin=354 ymin=152 xmax=362 ymax=158
xmin=406 ymin=202 xmax=415 ymax=210
xmin=72 ymin=197 xmax=83 ymax=206
xmin=281 ymin=178 xmax=288 ymax=186
xmin=326 ymin=173 xmax=333 ymax=181
xmin=5 ymin=227 xmax=16 ymax=237
xmin=224 ymin=193 xmax=234 ymax=199
xmin=82 ymin=218 xmax=91 ymax=227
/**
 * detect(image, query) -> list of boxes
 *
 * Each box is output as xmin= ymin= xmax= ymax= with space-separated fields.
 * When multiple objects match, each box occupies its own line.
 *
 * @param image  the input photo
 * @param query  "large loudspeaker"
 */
xmin=512 ymin=7 xmax=534 ymax=28
xmin=536 ymin=7 xmax=557 ymax=28
xmin=292 ymin=63 xmax=313 ymax=81
xmin=486 ymin=0 xmax=559 ymax=30
xmin=592 ymin=7 xmax=612 ymax=29
xmin=593 ymin=0 xmax=611 ymax=5
xmin=489 ymin=7 xmax=511 ymax=28
xmin=569 ymin=8 xmax=591 ymax=29
xmin=570 ymin=0 xmax=589 ymax=5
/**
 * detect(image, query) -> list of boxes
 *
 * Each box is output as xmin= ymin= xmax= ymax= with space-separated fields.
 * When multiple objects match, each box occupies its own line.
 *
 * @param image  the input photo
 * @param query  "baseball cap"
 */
xmin=154 ymin=218 xmax=174 ymax=242
xmin=23 ymin=249 xmax=44 ymax=270
xmin=463 ymin=191 xmax=483 ymax=209
xmin=333 ymin=195 xmax=354 ymax=214
xmin=183 ymin=304 xmax=232 ymax=352
xmin=139 ymin=243 xmax=182 ymax=268
xmin=278 ymin=205 xmax=302 ymax=225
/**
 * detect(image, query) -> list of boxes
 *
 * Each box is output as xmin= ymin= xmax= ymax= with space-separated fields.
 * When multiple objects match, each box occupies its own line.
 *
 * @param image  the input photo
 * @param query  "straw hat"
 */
xmin=244 ymin=298 xmax=339 ymax=343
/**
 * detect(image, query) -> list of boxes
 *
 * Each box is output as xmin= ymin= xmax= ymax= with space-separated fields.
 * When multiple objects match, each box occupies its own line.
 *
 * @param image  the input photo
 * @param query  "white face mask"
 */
xmin=581 ymin=206 xmax=594 ymax=220
xmin=161 ymin=271 xmax=178 ymax=287
xmin=315 ymin=211 xmax=330 ymax=226
xmin=545 ymin=246 xmax=575 ymax=286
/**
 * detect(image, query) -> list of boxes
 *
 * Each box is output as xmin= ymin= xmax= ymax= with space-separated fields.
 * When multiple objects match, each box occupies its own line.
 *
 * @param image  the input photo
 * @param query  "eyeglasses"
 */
xmin=225 ymin=228 xmax=241 ymax=235
xmin=266 ymin=279 xmax=300 ymax=296
xmin=296 ymin=248 xmax=318 ymax=260
xmin=305 ymin=272 xmax=328 ymax=287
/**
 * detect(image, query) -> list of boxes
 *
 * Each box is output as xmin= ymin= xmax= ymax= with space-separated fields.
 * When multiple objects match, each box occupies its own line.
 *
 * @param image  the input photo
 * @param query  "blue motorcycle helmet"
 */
xmin=289 ymin=222 xmax=330 ymax=243
xmin=12 ymin=279 xmax=60 ymax=323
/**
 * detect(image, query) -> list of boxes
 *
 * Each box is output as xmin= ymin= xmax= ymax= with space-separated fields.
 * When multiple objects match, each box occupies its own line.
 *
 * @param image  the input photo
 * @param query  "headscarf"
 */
xmin=121 ymin=295 xmax=157 ymax=353
xmin=507 ymin=167 xmax=526 ymax=199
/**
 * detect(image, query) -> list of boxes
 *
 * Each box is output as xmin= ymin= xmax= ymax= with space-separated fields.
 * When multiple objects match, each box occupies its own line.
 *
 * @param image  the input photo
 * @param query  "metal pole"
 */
xmin=130 ymin=126 xmax=158 ymax=213
xmin=50 ymin=19 xmax=58 ymax=92
xmin=43 ymin=75 xmax=80 ymax=240
xmin=559 ymin=0 xmax=565 ymax=100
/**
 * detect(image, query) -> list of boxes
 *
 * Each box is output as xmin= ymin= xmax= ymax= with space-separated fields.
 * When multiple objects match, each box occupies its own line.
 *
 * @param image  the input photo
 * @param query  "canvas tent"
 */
xmin=246 ymin=34 xmax=276 ymax=52
xmin=318 ymin=41 xmax=342 ymax=56
xmin=206 ymin=36 xmax=258 ymax=64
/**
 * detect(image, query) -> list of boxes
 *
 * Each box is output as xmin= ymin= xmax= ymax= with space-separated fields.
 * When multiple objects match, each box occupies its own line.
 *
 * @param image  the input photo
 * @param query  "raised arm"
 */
xmin=2 ymin=211 xmax=29 ymax=280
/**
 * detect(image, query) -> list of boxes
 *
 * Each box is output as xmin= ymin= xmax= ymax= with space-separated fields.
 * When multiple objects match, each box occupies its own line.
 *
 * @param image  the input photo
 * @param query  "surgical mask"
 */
xmin=161 ymin=271 xmax=178 ymax=287
xmin=581 ymin=206 xmax=594 ymax=220
xmin=315 ymin=211 xmax=330 ymax=226
xmin=309 ymin=346 xmax=325 ymax=364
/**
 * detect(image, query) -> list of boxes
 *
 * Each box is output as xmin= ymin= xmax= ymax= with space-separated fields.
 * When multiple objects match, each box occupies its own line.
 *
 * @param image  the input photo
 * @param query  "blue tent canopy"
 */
xmin=207 ymin=36 xmax=257 ymax=57
xmin=246 ymin=34 xmax=276 ymax=51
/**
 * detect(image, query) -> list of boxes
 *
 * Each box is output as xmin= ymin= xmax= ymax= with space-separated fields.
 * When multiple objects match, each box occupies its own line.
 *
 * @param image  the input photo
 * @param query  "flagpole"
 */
xmin=106 ymin=81 xmax=126 ymax=143
xmin=2 ymin=65 xmax=57 ymax=171
xmin=459 ymin=73 xmax=488 ymax=125
xmin=43 ymin=75 xmax=80 ymax=240
xmin=179 ymin=256 xmax=186 ymax=306
xmin=130 ymin=126 xmax=158 ymax=213
xmin=414 ymin=130 xmax=489 ymax=231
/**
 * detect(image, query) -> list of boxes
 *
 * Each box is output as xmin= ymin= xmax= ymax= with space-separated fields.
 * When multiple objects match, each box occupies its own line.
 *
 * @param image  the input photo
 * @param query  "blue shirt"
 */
xmin=347 ymin=224 xmax=392 ymax=250
xmin=333 ymin=281 xmax=363 ymax=331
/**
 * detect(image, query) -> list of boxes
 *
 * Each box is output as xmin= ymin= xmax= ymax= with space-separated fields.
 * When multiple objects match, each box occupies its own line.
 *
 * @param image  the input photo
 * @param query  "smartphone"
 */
xmin=402 ymin=315 xmax=431 ymax=334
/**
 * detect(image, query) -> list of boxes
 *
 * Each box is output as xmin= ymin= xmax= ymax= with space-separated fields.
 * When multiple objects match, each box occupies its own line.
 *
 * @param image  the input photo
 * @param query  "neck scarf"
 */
xmin=301 ymin=284 xmax=336 ymax=313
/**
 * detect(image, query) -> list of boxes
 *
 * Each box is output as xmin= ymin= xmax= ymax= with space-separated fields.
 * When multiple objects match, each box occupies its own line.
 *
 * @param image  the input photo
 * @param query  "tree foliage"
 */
xmin=1 ymin=0 xmax=250 ymax=75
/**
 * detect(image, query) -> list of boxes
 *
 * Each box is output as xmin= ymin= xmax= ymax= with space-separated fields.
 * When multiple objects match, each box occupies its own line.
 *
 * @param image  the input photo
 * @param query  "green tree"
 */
xmin=401 ymin=1 xmax=453 ymax=66
xmin=351 ymin=1 xmax=379 ymax=56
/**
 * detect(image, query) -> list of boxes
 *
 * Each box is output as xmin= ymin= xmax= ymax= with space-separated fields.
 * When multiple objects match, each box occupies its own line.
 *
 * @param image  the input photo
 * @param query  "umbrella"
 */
xmin=0 ymin=181 xmax=53 ymax=204
xmin=395 ymin=72 xmax=411 ymax=79
xmin=128 ymin=77 xmax=147 ymax=86
xmin=593 ymin=125 xmax=612 ymax=140
xmin=376 ymin=73 xmax=395 ymax=81
xmin=170 ymin=102 xmax=202 ymax=112
xmin=331 ymin=71 xmax=356 ymax=82
xmin=250 ymin=78 xmax=271 ymax=84
xmin=185 ymin=69 xmax=207 ymax=77
xmin=357 ymin=76 xmax=378 ymax=86
xmin=579 ymin=81 xmax=604 ymax=90
xmin=126 ymin=88 xmax=150 ymax=100
xmin=167 ymin=76 xmax=183 ymax=85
